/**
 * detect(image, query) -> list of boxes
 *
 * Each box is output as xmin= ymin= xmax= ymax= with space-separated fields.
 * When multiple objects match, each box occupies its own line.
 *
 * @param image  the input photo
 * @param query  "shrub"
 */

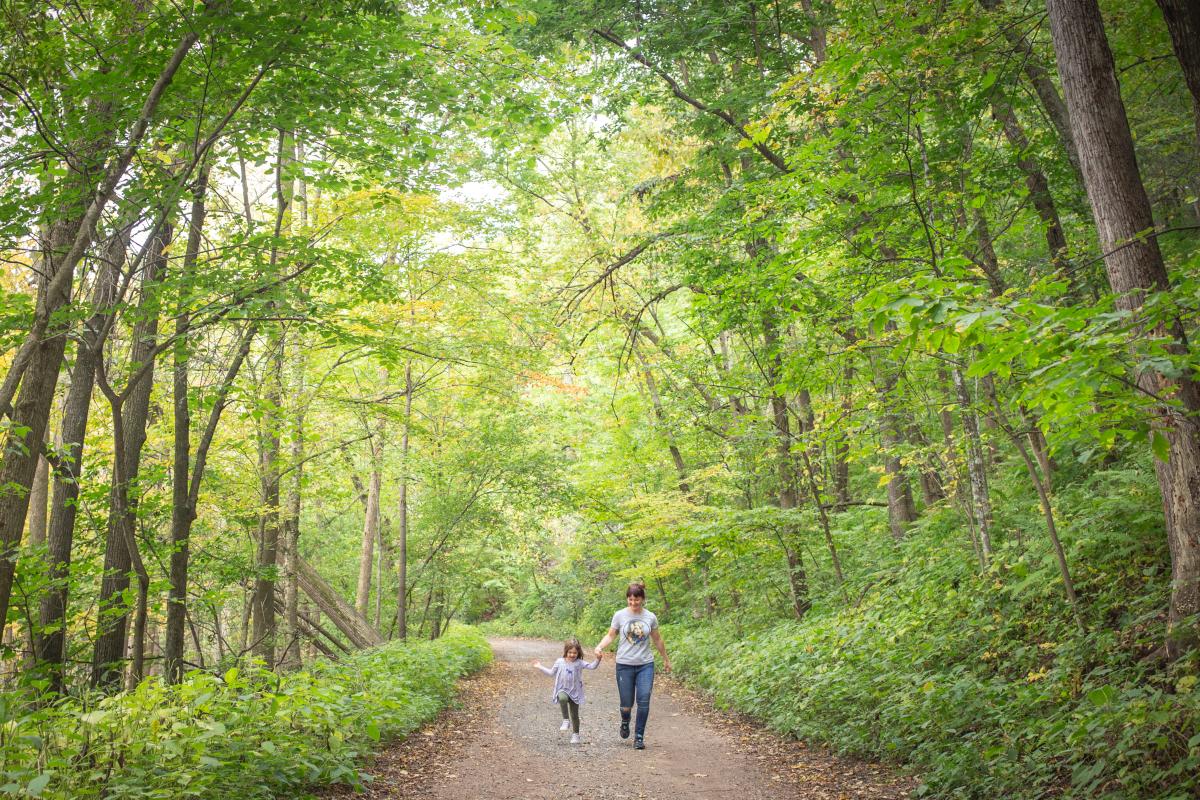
xmin=0 ymin=624 xmax=491 ymax=799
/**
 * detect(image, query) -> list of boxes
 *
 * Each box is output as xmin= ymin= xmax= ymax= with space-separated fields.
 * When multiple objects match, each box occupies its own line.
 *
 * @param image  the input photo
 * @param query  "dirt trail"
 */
xmin=321 ymin=637 xmax=913 ymax=800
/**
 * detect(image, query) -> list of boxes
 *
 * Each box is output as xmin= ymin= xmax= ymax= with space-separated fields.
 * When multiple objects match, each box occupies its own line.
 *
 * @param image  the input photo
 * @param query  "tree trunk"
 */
xmin=280 ymin=341 xmax=305 ymax=670
xmin=165 ymin=167 xmax=209 ymax=684
xmin=1047 ymin=0 xmax=1200 ymax=657
xmin=764 ymin=315 xmax=810 ymax=618
xmin=36 ymin=239 xmax=123 ymax=689
xmin=252 ymin=335 xmax=283 ymax=667
xmin=26 ymin=448 xmax=49 ymax=549
xmin=396 ymin=362 xmax=412 ymax=640
xmin=251 ymin=130 xmax=294 ymax=668
xmin=0 ymin=215 xmax=80 ymax=634
xmin=356 ymin=462 xmax=382 ymax=618
xmin=953 ymin=367 xmax=994 ymax=563
xmin=92 ymin=225 xmax=171 ymax=689
xmin=296 ymin=556 xmax=383 ymax=648
xmin=979 ymin=0 xmax=1082 ymax=177
xmin=990 ymin=93 xmax=1075 ymax=288
xmin=1156 ymin=0 xmax=1200 ymax=168
xmin=871 ymin=358 xmax=917 ymax=540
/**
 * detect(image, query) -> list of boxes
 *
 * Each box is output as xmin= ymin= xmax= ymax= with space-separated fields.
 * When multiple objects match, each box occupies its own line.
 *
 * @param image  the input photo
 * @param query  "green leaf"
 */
xmin=1151 ymin=431 xmax=1171 ymax=462
xmin=26 ymin=774 xmax=51 ymax=797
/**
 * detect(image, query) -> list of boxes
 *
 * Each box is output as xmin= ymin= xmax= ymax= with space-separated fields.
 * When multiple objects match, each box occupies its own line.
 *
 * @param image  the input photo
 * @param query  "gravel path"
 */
xmin=320 ymin=637 xmax=913 ymax=800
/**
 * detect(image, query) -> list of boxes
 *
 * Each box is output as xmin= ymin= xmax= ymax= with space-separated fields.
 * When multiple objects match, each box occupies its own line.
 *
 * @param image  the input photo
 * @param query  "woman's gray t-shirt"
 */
xmin=610 ymin=608 xmax=658 ymax=665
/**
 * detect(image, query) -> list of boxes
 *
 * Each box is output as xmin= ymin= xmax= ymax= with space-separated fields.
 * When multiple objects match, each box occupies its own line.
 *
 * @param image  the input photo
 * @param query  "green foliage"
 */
xmin=0 ymin=626 xmax=490 ymax=799
xmin=666 ymin=469 xmax=1198 ymax=800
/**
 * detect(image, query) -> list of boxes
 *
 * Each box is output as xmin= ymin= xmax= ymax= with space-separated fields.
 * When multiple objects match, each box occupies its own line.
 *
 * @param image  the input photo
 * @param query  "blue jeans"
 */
xmin=615 ymin=661 xmax=655 ymax=738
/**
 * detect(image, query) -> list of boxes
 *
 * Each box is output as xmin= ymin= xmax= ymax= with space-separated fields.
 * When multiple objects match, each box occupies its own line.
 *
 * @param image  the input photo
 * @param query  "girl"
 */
xmin=532 ymin=638 xmax=601 ymax=744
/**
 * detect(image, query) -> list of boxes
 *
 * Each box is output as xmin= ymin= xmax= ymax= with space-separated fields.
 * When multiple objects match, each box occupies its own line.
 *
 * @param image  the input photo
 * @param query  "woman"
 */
xmin=594 ymin=581 xmax=672 ymax=750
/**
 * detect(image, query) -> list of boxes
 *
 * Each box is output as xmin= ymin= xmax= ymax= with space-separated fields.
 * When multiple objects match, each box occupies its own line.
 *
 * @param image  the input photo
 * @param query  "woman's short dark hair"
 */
xmin=626 ymin=581 xmax=646 ymax=599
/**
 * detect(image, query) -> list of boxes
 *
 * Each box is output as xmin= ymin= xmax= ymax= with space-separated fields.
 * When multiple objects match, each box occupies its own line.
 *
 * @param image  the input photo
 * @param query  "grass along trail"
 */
xmin=321 ymin=637 xmax=914 ymax=800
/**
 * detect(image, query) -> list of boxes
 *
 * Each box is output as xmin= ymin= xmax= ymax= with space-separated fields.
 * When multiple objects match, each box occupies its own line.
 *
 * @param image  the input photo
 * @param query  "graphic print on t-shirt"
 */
xmin=623 ymin=619 xmax=650 ymax=645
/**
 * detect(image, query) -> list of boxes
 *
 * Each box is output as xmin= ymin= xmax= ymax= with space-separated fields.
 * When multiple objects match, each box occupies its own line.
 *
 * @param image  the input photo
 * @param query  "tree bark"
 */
xmin=92 ymin=225 xmax=172 ymax=689
xmin=396 ymin=361 xmax=412 ymax=640
xmin=0 ymin=215 xmax=80 ymax=634
xmin=979 ymin=0 xmax=1082 ymax=177
xmin=165 ymin=167 xmax=210 ymax=684
xmin=251 ymin=130 xmax=294 ymax=668
xmin=280 ymin=341 xmax=305 ymax=670
xmin=355 ymin=461 xmax=382 ymax=618
xmin=953 ymin=367 xmax=994 ymax=563
xmin=763 ymin=315 xmax=810 ymax=618
xmin=1156 ymin=0 xmax=1200 ymax=164
xmin=990 ymin=93 xmax=1075 ymax=288
xmin=36 ymin=235 xmax=123 ymax=689
xmin=26 ymin=448 xmax=49 ymax=549
xmin=296 ymin=555 xmax=383 ymax=649
xmin=1047 ymin=0 xmax=1200 ymax=657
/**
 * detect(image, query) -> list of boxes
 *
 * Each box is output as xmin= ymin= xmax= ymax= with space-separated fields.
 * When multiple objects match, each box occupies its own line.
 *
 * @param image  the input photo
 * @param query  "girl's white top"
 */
xmin=537 ymin=657 xmax=599 ymax=704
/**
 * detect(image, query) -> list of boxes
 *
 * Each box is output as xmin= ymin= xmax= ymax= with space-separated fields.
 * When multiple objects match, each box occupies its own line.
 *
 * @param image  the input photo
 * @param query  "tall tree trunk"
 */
xmin=252 ymin=337 xmax=283 ymax=666
xmin=1156 ymin=0 xmax=1200 ymax=170
xmin=979 ymin=0 xmax=1082 ymax=177
xmin=165 ymin=166 xmax=210 ymax=684
xmin=833 ymin=365 xmax=853 ymax=509
xmin=251 ymin=130 xmax=294 ymax=668
xmin=0 ymin=215 xmax=80 ymax=634
xmin=990 ymin=94 xmax=1075 ymax=288
xmin=356 ymin=460 xmax=381 ymax=618
xmin=26 ymin=448 xmax=49 ymax=550
xmin=280 ymin=340 xmax=305 ymax=670
xmin=953 ymin=367 xmax=994 ymax=563
xmin=764 ymin=316 xmax=810 ymax=618
xmin=36 ymin=236 xmax=123 ymax=690
xmin=396 ymin=362 xmax=412 ymax=640
xmin=871 ymin=357 xmax=917 ymax=540
xmin=1047 ymin=0 xmax=1200 ymax=657
xmin=92 ymin=225 xmax=171 ymax=689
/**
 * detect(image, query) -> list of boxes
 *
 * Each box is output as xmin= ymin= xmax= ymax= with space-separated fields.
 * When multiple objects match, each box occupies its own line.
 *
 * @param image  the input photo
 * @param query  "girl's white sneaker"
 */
xmin=570 ymin=733 xmax=581 ymax=744
xmin=559 ymin=720 xmax=570 ymax=732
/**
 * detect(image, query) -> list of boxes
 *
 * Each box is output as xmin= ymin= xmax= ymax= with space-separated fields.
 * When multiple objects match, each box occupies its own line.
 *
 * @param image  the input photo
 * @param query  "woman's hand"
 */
xmin=662 ymin=655 xmax=672 ymax=673
xmin=593 ymin=645 xmax=604 ymax=659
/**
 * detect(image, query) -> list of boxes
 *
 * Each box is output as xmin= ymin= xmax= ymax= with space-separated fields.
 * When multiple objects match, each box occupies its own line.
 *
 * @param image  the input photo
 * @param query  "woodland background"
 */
xmin=0 ymin=0 xmax=1199 ymax=797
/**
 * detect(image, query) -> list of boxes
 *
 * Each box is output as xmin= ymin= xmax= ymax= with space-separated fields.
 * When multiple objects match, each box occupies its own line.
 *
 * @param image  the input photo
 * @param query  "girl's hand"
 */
xmin=532 ymin=660 xmax=543 ymax=670
xmin=593 ymin=646 xmax=604 ymax=659
xmin=595 ymin=651 xmax=603 ymax=662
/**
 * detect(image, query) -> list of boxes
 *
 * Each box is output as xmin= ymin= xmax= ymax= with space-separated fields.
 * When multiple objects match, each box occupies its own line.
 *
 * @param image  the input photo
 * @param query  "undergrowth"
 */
xmin=669 ymin=466 xmax=1200 ymax=799
xmin=0 ymin=624 xmax=491 ymax=799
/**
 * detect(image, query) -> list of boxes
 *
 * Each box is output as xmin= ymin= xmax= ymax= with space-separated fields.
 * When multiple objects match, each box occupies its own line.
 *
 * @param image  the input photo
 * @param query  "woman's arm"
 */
xmin=650 ymin=629 xmax=672 ymax=673
xmin=594 ymin=627 xmax=618 ymax=658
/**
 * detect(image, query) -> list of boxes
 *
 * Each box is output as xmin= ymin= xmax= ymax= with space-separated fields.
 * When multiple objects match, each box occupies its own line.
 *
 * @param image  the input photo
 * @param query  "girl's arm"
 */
xmin=583 ymin=655 xmax=601 ymax=669
xmin=531 ymin=660 xmax=556 ymax=676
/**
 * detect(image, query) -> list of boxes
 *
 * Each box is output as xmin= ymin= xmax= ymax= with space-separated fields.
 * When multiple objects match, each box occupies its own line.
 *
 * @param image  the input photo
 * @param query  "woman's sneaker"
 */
xmin=634 ymin=736 xmax=645 ymax=750
xmin=560 ymin=720 xmax=571 ymax=732
xmin=570 ymin=733 xmax=581 ymax=744
xmin=619 ymin=721 xmax=630 ymax=739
